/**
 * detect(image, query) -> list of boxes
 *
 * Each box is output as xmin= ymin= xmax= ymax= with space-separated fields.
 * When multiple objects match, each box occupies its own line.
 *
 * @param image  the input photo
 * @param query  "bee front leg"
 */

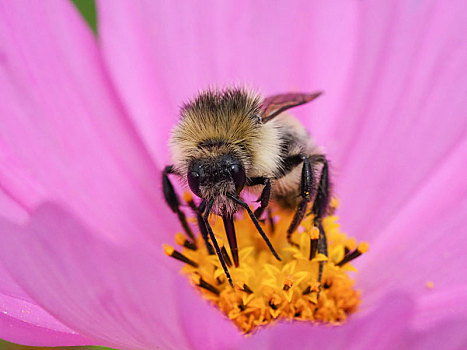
xmin=247 ymin=177 xmax=271 ymax=220
xmin=203 ymin=199 xmax=234 ymax=287
xmin=163 ymin=165 xmax=196 ymax=243
xmin=197 ymin=200 xmax=215 ymax=255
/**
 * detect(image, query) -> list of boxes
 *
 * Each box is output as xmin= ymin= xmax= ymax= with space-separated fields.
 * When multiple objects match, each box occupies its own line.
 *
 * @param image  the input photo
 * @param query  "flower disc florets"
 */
xmin=164 ymin=196 xmax=367 ymax=333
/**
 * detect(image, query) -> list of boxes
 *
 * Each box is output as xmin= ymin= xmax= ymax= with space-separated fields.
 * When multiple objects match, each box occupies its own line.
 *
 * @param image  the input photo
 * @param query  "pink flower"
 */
xmin=1 ymin=0 xmax=466 ymax=349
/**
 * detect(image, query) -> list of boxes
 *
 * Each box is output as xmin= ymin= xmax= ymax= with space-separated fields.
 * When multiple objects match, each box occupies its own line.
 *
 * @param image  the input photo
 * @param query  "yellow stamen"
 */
xmin=182 ymin=192 xmax=194 ymax=204
xmin=165 ymin=197 xmax=368 ymax=334
xmin=357 ymin=242 xmax=369 ymax=253
xmin=175 ymin=233 xmax=187 ymax=246
xmin=163 ymin=244 xmax=175 ymax=256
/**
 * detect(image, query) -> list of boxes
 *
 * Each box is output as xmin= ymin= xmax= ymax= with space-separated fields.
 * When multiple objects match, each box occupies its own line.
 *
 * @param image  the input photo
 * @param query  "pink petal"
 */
xmin=0 ymin=263 xmax=29 ymax=302
xmin=98 ymin=0 xmax=358 ymax=164
xmin=176 ymin=281 xmax=243 ymax=350
xmin=0 ymin=190 xmax=27 ymax=224
xmin=238 ymin=293 xmax=413 ymax=349
xmin=237 ymin=293 xmax=467 ymax=350
xmin=0 ymin=240 xmax=86 ymax=345
xmin=0 ymin=203 xmax=242 ymax=349
xmin=401 ymin=319 xmax=467 ymax=350
xmin=0 ymin=200 xmax=85 ymax=345
xmin=413 ymin=285 xmax=467 ymax=330
xmin=0 ymin=293 xmax=93 ymax=346
xmin=0 ymin=0 xmax=176 ymax=245
xmin=331 ymin=0 xmax=467 ymax=239
xmin=357 ymin=136 xmax=467 ymax=303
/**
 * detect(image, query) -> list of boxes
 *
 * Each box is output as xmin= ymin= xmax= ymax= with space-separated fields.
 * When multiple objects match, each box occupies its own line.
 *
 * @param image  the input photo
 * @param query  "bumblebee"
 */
xmin=163 ymin=88 xmax=330 ymax=286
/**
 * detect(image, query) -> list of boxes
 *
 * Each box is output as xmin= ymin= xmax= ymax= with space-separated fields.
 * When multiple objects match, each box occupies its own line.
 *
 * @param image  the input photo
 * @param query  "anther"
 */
xmin=336 ymin=242 xmax=369 ymax=267
xmin=268 ymin=296 xmax=281 ymax=310
xmin=283 ymin=279 xmax=294 ymax=291
xmin=183 ymin=192 xmax=198 ymax=212
xmin=175 ymin=233 xmax=197 ymax=250
xmin=345 ymin=238 xmax=357 ymax=251
xmin=242 ymin=283 xmax=253 ymax=294
xmin=163 ymin=245 xmax=199 ymax=268
xmin=191 ymin=274 xmax=220 ymax=295
xmin=308 ymin=225 xmax=320 ymax=260
xmin=302 ymin=283 xmax=319 ymax=295
xmin=235 ymin=282 xmax=253 ymax=294
xmin=309 ymin=239 xmax=318 ymax=260
xmin=218 ymin=240 xmax=233 ymax=267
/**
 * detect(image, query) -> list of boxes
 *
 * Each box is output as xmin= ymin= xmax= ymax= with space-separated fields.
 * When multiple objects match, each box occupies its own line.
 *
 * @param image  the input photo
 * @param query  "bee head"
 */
xmin=187 ymin=154 xmax=246 ymax=199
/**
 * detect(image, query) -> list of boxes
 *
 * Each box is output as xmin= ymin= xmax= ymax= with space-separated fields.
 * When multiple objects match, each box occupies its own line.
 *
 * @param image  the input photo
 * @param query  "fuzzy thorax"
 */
xmin=169 ymin=88 xmax=283 ymax=180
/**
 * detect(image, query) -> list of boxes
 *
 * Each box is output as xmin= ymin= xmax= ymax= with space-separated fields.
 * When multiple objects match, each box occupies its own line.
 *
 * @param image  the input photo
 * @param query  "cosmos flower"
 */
xmin=1 ymin=0 xmax=467 ymax=349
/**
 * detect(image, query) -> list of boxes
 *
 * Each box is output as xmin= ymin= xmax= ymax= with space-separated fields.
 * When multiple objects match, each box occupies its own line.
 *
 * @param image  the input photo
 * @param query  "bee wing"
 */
xmin=260 ymin=91 xmax=323 ymax=123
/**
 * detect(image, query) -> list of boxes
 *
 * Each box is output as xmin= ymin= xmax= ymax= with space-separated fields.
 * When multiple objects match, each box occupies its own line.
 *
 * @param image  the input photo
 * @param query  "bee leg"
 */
xmin=307 ymin=155 xmax=330 ymax=300
xmin=316 ymin=221 xmax=328 ymax=301
xmin=286 ymin=155 xmax=313 ymax=245
xmin=227 ymin=194 xmax=281 ymax=262
xmin=163 ymin=165 xmax=196 ymax=243
xmin=203 ymin=199 xmax=233 ymax=287
xmin=222 ymin=214 xmax=239 ymax=267
xmin=309 ymin=155 xmax=331 ymax=223
xmin=247 ymin=177 xmax=271 ymax=220
xmin=197 ymin=200 xmax=215 ymax=255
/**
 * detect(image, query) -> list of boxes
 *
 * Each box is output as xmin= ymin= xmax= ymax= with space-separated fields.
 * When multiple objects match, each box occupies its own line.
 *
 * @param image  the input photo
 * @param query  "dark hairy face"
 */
xmin=187 ymin=154 xmax=246 ymax=199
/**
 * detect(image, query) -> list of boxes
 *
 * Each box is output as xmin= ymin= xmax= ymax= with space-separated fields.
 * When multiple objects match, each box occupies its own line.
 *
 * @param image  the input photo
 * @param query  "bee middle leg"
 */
xmin=306 ymin=155 xmax=330 ymax=299
xmin=288 ymin=154 xmax=331 ymax=300
xmin=286 ymin=154 xmax=330 ymax=259
xmin=286 ymin=155 xmax=313 ymax=244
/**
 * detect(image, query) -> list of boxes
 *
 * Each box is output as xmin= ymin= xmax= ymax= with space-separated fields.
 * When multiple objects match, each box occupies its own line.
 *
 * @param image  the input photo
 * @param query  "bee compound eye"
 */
xmin=187 ymin=171 xmax=202 ymax=197
xmin=229 ymin=164 xmax=246 ymax=193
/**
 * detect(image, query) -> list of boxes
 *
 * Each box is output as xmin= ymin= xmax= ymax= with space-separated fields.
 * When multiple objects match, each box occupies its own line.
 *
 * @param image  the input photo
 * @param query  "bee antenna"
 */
xmin=227 ymin=194 xmax=281 ymax=261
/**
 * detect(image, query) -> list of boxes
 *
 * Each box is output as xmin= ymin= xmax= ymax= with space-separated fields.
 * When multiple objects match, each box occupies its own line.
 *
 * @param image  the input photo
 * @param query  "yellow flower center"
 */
xmin=164 ymin=196 xmax=368 ymax=334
